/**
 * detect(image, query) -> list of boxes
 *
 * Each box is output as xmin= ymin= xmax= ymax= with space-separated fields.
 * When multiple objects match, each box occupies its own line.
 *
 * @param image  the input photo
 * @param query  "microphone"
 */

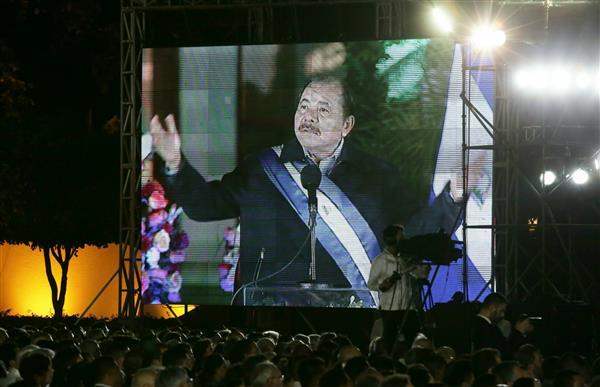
xmin=300 ymin=164 xmax=322 ymax=206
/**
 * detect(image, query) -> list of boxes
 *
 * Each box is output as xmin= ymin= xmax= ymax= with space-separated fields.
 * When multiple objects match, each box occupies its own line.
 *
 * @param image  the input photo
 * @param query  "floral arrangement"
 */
xmin=141 ymin=181 xmax=189 ymax=304
xmin=218 ymin=225 xmax=240 ymax=293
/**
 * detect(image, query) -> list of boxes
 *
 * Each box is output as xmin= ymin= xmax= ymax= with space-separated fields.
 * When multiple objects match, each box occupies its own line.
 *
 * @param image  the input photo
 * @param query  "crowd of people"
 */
xmin=0 ymin=302 xmax=598 ymax=387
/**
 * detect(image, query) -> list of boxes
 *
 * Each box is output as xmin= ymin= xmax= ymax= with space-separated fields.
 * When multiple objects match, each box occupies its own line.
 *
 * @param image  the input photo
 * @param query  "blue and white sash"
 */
xmin=259 ymin=146 xmax=381 ymax=307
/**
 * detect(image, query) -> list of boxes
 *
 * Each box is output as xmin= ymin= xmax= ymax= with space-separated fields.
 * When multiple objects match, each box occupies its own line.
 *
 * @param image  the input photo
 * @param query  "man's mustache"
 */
xmin=299 ymin=123 xmax=321 ymax=135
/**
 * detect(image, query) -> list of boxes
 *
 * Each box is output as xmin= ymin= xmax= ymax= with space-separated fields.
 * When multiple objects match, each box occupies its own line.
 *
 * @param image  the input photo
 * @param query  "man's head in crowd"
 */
xmin=493 ymin=361 xmax=526 ymax=386
xmin=472 ymin=348 xmax=501 ymax=377
xmin=156 ymin=367 xmax=191 ymax=387
xmin=250 ymin=361 xmax=283 ymax=387
xmin=297 ymin=357 xmax=326 ymax=387
xmin=294 ymin=76 xmax=355 ymax=161
xmin=319 ymin=366 xmax=352 ymax=387
xmin=407 ymin=363 xmax=433 ymax=387
xmin=423 ymin=353 xmax=447 ymax=383
xmin=19 ymin=352 xmax=54 ymax=386
xmin=554 ymin=369 xmax=586 ymax=387
xmin=163 ymin=343 xmax=195 ymax=371
xmin=480 ymin=293 xmax=508 ymax=323
xmin=131 ymin=368 xmax=158 ymax=387
xmin=444 ymin=359 xmax=475 ymax=387
xmin=515 ymin=344 xmax=543 ymax=379
xmin=80 ymin=339 xmax=101 ymax=363
xmin=382 ymin=373 xmax=413 ymax=387
xmin=91 ymin=356 xmax=123 ymax=387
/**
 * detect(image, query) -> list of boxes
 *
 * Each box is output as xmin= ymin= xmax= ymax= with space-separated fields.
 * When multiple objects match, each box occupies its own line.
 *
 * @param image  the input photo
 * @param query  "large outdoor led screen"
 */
xmin=140 ymin=39 xmax=493 ymax=307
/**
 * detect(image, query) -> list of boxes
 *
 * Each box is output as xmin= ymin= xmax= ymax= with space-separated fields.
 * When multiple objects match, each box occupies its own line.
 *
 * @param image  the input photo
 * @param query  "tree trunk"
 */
xmin=42 ymin=246 xmax=74 ymax=318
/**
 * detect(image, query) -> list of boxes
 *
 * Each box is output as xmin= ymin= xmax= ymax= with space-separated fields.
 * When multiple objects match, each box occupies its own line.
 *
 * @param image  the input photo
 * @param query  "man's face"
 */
xmin=491 ymin=303 xmax=507 ymax=323
xmin=294 ymin=81 xmax=354 ymax=156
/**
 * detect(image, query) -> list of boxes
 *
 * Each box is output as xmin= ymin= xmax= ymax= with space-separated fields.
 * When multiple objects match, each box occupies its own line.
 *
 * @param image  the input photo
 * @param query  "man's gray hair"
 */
xmin=251 ymin=361 xmax=280 ymax=387
xmin=156 ymin=367 xmax=188 ymax=387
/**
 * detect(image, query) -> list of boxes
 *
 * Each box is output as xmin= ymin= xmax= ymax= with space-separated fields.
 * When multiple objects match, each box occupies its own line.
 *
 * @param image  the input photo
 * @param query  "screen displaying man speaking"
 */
xmin=140 ymin=39 xmax=493 ymax=307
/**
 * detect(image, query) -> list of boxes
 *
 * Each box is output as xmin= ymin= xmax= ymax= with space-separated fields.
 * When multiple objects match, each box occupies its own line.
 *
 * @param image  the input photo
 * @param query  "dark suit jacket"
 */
xmin=471 ymin=315 xmax=508 ymax=354
xmin=159 ymin=138 xmax=461 ymax=295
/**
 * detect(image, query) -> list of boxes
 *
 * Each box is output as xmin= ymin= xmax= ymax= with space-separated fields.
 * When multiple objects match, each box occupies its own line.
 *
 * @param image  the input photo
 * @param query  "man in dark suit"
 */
xmin=471 ymin=292 xmax=509 ymax=354
xmin=150 ymin=75 xmax=462 ymax=306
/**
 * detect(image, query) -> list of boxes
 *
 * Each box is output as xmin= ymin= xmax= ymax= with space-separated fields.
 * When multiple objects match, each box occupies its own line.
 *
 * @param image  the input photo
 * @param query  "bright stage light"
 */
xmin=550 ymin=67 xmax=571 ymax=92
xmin=575 ymin=72 xmax=591 ymax=89
xmin=539 ymin=170 xmax=557 ymax=186
xmin=515 ymin=69 xmax=532 ymax=89
xmin=571 ymin=168 xmax=589 ymax=185
xmin=470 ymin=26 xmax=506 ymax=49
xmin=431 ymin=7 xmax=453 ymax=33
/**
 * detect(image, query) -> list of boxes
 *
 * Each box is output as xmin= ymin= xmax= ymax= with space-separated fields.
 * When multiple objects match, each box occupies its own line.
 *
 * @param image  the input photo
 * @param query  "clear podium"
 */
xmin=241 ymin=286 xmax=375 ymax=308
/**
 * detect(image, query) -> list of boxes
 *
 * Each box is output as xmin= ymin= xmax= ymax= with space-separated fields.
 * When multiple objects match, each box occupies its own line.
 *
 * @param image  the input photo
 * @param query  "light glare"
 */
xmin=571 ymin=168 xmax=589 ymax=185
xmin=431 ymin=7 xmax=453 ymax=33
xmin=539 ymin=170 xmax=557 ymax=186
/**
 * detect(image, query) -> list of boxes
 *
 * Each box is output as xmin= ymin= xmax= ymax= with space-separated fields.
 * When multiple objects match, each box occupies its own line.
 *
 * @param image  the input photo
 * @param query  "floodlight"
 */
xmin=539 ymin=170 xmax=557 ymax=186
xmin=514 ymin=69 xmax=531 ymax=89
xmin=470 ymin=25 xmax=506 ymax=49
xmin=575 ymin=72 xmax=591 ymax=89
xmin=550 ymin=66 xmax=570 ymax=92
xmin=571 ymin=168 xmax=589 ymax=185
xmin=431 ymin=7 xmax=453 ymax=34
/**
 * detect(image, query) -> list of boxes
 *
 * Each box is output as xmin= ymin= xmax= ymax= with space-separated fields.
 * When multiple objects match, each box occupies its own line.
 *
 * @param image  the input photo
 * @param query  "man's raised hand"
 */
xmin=150 ymin=114 xmax=182 ymax=171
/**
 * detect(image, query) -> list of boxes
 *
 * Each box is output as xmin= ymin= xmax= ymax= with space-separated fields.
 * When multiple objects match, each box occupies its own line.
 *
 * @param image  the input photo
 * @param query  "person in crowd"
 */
xmin=90 ymin=356 xmax=124 ymax=387
xmin=11 ymin=352 xmax=53 ymax=387
xmin=368 ymin=225 xmax=429 ymax=356
xmin=493 ymin=361 xmax=526 ymax=386
xmin=0 ymin=343 xmax=20 ymax=387
xmin=381 ymin=373 xmax=412 ymax=387
xmin=156 ymin=367 xmax=192 ymax=387
xmin=444 ymin=360 xmax=475 ymax=387
xmin=131 ymin=368 xmax=158 ymax=387
xmin=471 ymin=348 xmax=501 ymax=378
xmin=249 ymin=361 xmax=283 ymax=387
xmin=471 ymin=293 xmax=509 ymax=353
xmin=515 ymin=344 xmax=543 ymax=380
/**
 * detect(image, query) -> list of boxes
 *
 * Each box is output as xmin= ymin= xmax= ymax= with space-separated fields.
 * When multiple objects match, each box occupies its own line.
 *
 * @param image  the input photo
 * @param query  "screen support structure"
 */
xmin=119 ymin=0 xmax=403 ymax=318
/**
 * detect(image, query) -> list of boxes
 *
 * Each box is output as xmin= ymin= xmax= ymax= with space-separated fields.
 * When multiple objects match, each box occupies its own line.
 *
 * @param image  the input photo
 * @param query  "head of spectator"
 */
xmin=473 ymin=372 xmax=500 ymax=387
xmin=513 ymin=377 xmax=537 ymax=387
xmin=424 ymin=353 xmax=447 ymax=383
xmin=80 ymin=339 xmax=102 ymax=363
xmin=355 ymin=368 xmax=384 ymax=387
xmin=370 ymin=355 xmax=396 ymax=377
xmin=308 ymin=334 xmax=320 ymax=351
xmin=405 ymin=348 xmax=434 ymax=366
xmin=250 ymin=361 xmax=283 ymax=387
xmin=228 ymin=339 xmax=258 ymax=365
xmin=493 ymin=361 xmax=526 ymax=386
xmin=103 ymin=340 xmax=130 ymax=370
xmin=18 ymin=352 xmax=53 ymax=387
xmin=338 ymin=344 xmax=361 ymax=365
xmin=319 ymin=366 xmax=352 ymax=387
xmin=156 ymin=367 xmax=191 ymax=387
xmin=515 ymin=344 xmax=543 ymax=379
xmin=197 ymin=353 xmax=228 ymax=385
xmin=131 ymin=367 xmax=158 ymax=387
xmin=408 ymin=363 xmax=433 ymax=387
xmin=91 ymin=356 xmax=124 ymax=387
xmin=436 ymin=346 xmax=456 ymax=364
xmin=163 ymin=344 xmax=195 ymax=372
xmin=0 ymin=328 xmax=9 ymax=345
xmin=472 ymin=348 xmax=502 ymax=377
xmin=295 ymin=357 xmax=325 ymax=387
xmin=543 ymin=356 xmax=561 ymax=383
xmin=124 ymin=347 xmax=147 ymax=378
xmin=0 ymin=342 xmax=18 ymax=373
xmin=382 ymin=373 xmax=413 ymax=387
xmin=559 ymin=353 xmax=591 ymax=382
xmin=256 ymin=337 xmax=276 ymax=355
xmin=444 ymin=359 xmax=475 ymax=387
xmin=479 ymin=293 xmax=508 ymax=324
xmin=344 ymin=356 xmax=370 ymax=380
xmin=553 ymin=370 xmax=586 ymax=387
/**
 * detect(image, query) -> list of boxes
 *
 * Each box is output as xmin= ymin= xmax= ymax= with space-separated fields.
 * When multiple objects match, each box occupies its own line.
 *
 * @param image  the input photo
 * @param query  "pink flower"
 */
xmin=148 ymin=209 xmax=168 ymax=228
xmin=169 ymin=250 xmax=186 ymax=264
xmin=153 ymin=229 xmax=171 ymax=253
xmin=141 ymin=274 xmax=149 ymax=294
xmin=166 ymin=272 xmax=183 ymax=293
xmin=149 ymin=190 xmax=168 ymax=210
xmin=168 ymin=292 xmax=181 ymax=303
